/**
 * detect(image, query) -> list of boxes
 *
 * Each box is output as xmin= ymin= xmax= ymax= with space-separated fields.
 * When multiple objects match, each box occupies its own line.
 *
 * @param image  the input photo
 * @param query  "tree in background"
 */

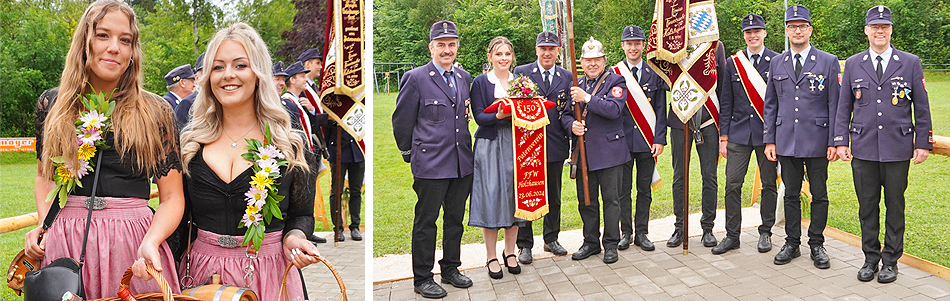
xmin=0 ymin=0 xmax=298 ymax=138
xmin=277 ymin=0 xmax=327 ymax=62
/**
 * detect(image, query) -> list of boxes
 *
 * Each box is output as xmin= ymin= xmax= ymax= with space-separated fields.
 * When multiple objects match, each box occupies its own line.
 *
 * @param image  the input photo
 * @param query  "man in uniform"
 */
xmin=326 ymin=112 xmax=365 ymax=242
xmin=272 ymin=61 xmax=301 ymax=127
xmin=162 ymin=64 xmax=195 ymax=111
xmin=715 ymin=14 xmax=780 ymax=255
xmin=835 ymin=5 xmax=932 ymax=283
xmin=392 ymin=20 xmax=474 ymax=298
xmin=566 ymin=37 xmax=629 ymax=264
xmin=514 ymin=31 xmax=572 ymax=264
xmin=611 ymin=25 xmax=667 ymax=252
xmin=763 ymin=4 xmax=840 ymax=269
xmin=666 ymin=42 xmax=725 ymax=249
xmin=175 ymin=53 xmax=205 ymax=130
xmin=299 ymin=48 xmax=323 ymax=88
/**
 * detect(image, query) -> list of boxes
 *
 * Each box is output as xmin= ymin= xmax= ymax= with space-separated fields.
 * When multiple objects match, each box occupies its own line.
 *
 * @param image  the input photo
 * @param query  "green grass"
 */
xmin=373 ymin=72 xmax=950 ymax=269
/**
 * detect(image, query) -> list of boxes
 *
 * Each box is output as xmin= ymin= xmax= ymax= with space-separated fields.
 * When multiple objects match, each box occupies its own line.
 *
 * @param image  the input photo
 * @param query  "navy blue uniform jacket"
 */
xmin=563 ymin=71 xmax=630 ymax=171
xmin=392 ymin=61 xmax=475 ymax=179
xmin=720 ymin=47 xmax=779 ymax=146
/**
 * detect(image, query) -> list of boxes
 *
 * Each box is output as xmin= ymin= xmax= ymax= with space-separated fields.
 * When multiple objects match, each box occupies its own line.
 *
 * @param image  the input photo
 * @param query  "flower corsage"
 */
xmin=46 ymin=89 xmax=115 ymax=205
xmin=240 ymin=125 xmax=289 ymax=250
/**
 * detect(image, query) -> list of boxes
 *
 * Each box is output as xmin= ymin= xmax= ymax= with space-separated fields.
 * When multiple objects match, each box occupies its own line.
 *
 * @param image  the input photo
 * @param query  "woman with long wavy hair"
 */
xmin=178 ymin=23 xmax=319 ymax=299
xmin=24 ymin=0 xmax=183 ymax=297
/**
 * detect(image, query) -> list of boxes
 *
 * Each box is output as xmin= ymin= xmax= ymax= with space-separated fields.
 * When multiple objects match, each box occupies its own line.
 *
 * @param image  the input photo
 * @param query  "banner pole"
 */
xmin=564 ymin=0 xmax=590 ymax=206
xmin=683 ymin=126 xmax=689 ymax=255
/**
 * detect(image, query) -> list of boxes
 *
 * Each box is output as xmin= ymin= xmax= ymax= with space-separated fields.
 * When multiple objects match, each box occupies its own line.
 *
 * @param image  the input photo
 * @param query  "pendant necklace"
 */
xmin=224 ymin=124 xmax=256 ymax=148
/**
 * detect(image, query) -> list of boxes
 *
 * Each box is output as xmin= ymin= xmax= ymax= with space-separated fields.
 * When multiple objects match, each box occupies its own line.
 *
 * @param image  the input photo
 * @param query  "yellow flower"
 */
xmin=250 ymin=172 xmax=274 ymax=190
xmin=78 ymin=143 xmax=96 ymax=161
xmin=246 ymin=205 xmax=260 ymax=215
xmin=55 ymin=165 xmax=73 ymax=181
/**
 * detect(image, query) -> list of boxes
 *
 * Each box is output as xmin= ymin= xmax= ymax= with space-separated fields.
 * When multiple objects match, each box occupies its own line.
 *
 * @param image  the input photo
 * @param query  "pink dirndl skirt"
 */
xmin=180 ymin=229 xmax=304 ymax=300
xmin=42 ymin=196 xmax=182 ymax=299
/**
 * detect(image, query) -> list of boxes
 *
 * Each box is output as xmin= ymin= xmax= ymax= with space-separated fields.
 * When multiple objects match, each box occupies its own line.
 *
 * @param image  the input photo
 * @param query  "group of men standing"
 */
xmin=394 ymin=4 xmax=931 ymax=298
xmin=168 ymin=47 xmax=366 ymax=245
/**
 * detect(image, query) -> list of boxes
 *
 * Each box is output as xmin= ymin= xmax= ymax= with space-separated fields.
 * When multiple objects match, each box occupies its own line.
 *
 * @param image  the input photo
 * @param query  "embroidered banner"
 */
xmin=486 ymin=98 xmax=555 ymax=221
xmin=732 ymin=52 xmax=766 ymax=122
xmin=320 ymin=0 xmax=366 ymax=154
xmin=647 ymin=0 xmax=720 ymax=124
xmin=651 ymin=0 xmax=689 ymax=62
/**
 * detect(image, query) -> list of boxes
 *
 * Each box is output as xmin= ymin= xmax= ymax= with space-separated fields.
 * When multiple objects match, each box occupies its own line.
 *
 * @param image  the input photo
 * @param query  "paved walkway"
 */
xmin=303 ymin=230 xmax=365 ymax=301
xmin=373 ymin=218 xmax=950 ymax=300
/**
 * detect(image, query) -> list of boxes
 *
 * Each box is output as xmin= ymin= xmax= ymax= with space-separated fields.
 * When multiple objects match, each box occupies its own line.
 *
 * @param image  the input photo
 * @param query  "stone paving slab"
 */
xmin=302 ymin=230 xmax=365 ymax=301
xmin=373 ymin=226 xmax=950 ymax=300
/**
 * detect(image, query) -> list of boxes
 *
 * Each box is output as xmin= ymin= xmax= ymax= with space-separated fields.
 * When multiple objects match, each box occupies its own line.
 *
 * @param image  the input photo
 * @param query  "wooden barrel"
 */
xmin=182 ymin=284 xmax=259 ymax=301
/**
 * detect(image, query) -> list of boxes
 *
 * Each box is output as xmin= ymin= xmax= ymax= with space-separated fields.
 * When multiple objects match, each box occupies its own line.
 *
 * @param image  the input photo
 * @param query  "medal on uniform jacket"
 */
xmin=892 ymin=82 xmax=899 ymax=105
xmin=817 ymin=74 xmax=825 ymax=91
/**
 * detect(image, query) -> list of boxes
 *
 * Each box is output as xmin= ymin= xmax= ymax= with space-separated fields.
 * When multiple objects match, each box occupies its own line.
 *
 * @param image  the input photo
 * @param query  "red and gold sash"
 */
xmin=731 ymin=52 xmax=766 ymax=122
xmin=283 ymin=93 xmax=314 ymax=151
xmin=485 ymin=97 xmax=555 ymax=221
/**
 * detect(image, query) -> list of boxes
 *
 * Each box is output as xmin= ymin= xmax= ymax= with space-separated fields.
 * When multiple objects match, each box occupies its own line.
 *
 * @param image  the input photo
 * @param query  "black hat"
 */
xmin=164 ymin=64 xmax=195 ymax=86
xmin=866 ymin=5 xmax=893 ymax=25
xmin=785 ymin=5 xmax=811 ymax=23
xmin=429 ymin=20 xmax=459 ymax=41
xmin=621 ymin=25 xmax=645 ymax=41
xmin=284 ymin=61 xmax=310 ymax=77
xmin=273 ymin=61 xmax=288 ymax=77
xmin=194 ymin=53 xmax=206 ymax=72
xmin=536 ymin=31 xmax=559 ymax=47
xmin=742 ymin=14 xmax=766 ymax=31
xmin=297 ymin=48 xmax=322 ymax=63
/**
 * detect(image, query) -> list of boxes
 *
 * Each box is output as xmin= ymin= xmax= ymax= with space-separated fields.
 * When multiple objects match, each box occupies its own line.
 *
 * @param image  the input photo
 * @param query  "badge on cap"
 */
xmin=611 ymin=87 xmax=623 ymax=98
xmin=443 ymin=23 xmax=448 ymax=33
xmin=748 ymin=15 xmax=753 ymax=25
xmin=879 ymin=5 xmax=884 ymax=18
xmin=793 ymin=5 xmax=798 ymax=16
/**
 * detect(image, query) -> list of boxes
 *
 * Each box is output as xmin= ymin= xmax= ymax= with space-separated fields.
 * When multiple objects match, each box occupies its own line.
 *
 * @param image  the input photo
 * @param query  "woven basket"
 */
xmin=89 ymin=265 xmax=201 ymax=301
xmin=279 ymin=255 xmax=347 ymax=301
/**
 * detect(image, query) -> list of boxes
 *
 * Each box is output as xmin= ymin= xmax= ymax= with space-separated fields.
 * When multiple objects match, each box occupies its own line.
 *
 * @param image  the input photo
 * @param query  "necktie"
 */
xmin=443 ymin=70 xmax=456 ymax=96
xmin=752 ymin=54 xmax=761 ymax=69
xmin=631 ymin=66 xmax=640 ymax=83
xmin=876 ymin=56 xmax=884 ymax=80
xmin=542 ymin=70 xmax=551 ymax=91
xmin=794 ymin=54 xmax=802 ymax=78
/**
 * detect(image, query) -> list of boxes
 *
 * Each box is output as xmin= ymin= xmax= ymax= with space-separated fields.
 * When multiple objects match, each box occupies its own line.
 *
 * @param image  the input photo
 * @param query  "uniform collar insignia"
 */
xmin=533 ymin=67 xmax=538 ymax=73
xmin=893 ymin=55 xmax=900 ymax=61
xmin=863 ymin=54 xmax=869 ymax=61
xmin=811 ymin=55 xmax=816 ymax=61
xmin=765 ymin=56 xmax=771 ymax=61
xmin=429 ymin=71 xmax=436 ymax=76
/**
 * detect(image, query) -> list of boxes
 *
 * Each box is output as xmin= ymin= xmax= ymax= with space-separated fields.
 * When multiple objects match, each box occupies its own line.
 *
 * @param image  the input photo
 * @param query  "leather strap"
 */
xmin=78 ymin=152 xmax=104 ymax=265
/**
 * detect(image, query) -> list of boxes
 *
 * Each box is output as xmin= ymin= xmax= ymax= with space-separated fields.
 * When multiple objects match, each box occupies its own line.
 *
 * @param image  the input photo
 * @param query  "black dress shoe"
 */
xmin=702 ymin=231 xmax=717 ymax=247
xmin=711 ymin=237 xmax=739 ymax=255
xmin=335 ymin=229 xmax=345 ymax=242
xmin=667 ymin=230 xmax=683 ymax=247
xmin=486 ymin=258 xmax=503 ymax=279
xmin=810 ymin=245 xmax=830 ymax=269
xmin=571 ymin=245 xmax=601 ymax=260
xmin=602 ymin=248 xmax=618 ymax=264
xmin=544 ymin=241 xmax=568 ymax=256
xmin=307 ymin=233 xmax=327 ymax=243
xmin=878 ymin=265 xmax=898 ymax=283
xmin=757 ymin=234 xmax=772 ymax=253
xmin=773 ymin=243 xmax=800 ymax=265
xmin=503 ymin=251 xmax=521 ymax=274
xmin=440 ymin=272 xmax=473 ymax=288
xmin=517 ymin=247 xmax=533 ymax=264
xmin=350 ymin=228 xmax=362 ymax=241
xmin=414 ymin=279 xmax=447 ymax=298
xmin=857 ymin=262 xmax=879 ymax=282
xmin=634 ymin=234 xmax=655 ymax=251
xmin=618 ymin=234 xmax=631 ymax=250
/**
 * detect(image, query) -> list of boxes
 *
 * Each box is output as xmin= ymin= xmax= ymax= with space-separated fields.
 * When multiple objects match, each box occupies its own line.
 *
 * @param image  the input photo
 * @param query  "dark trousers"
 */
xmin=620 ymin=151 xmax=656 ymax=236
xmin=777 ymin=156 xmax=829 ymax=247
xmin=411 ymin=175 xmax=472 ymax=285
xmin=723 ymin=143 xmax=777 ymax=239
xmin=852 ymin=159 xmax=908 ymax=266
xmin=670 ymin=126 xmax=719 ymax=231
xmin=517 ymin=162 xmax=563 ymax=248
xmin=329 ymin=161 xmax=364 ymax=230
xmin=577 ymin=164 xmax=623 ymax=250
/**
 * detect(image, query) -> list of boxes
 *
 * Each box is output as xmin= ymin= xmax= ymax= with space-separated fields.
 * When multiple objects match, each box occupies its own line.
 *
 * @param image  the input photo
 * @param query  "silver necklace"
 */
xmin=224 ymin=124 xmax=256 ymax=148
